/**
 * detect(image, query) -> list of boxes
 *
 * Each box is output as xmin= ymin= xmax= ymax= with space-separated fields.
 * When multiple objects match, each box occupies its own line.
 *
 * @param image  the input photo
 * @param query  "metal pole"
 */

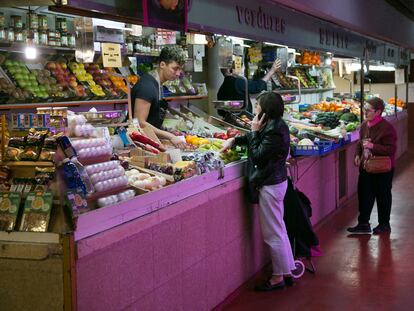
xmin=394 ymin=82 xmax=398 ymax=116
xmin=360 ymin=59 xmax=364 ymax=122
xmin=406 ymin=66 xmax=409 ymax=109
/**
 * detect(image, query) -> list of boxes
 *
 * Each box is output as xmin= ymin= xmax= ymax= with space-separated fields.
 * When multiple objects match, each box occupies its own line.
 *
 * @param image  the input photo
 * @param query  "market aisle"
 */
xmin=218 ymin=143 xmax=414 ymax=311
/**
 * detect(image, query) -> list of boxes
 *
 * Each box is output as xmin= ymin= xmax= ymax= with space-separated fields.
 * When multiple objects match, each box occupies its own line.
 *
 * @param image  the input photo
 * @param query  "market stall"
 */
xmin=0 ymin=1 xmax=411 ymax=311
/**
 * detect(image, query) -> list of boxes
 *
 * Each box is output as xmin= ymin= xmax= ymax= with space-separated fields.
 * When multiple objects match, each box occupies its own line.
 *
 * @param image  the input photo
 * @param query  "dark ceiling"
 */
xmin=386 ymin=0 xmax=414 ymax=21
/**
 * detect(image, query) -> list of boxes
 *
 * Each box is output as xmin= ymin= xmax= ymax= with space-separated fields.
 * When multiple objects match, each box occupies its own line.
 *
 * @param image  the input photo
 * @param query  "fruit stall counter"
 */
xmin=71 ymin=111 xmax=408 ymax=311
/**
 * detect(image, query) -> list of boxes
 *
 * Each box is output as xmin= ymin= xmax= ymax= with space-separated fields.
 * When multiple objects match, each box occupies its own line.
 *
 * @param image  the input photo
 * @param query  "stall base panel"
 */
xmin=76 ymin=177 xmax=269 ymax=311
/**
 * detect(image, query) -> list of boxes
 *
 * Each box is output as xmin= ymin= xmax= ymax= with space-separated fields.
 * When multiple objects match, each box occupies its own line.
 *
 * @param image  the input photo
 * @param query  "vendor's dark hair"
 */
xmin=257 ymin=91 xmax=284 ymax=119
xmin=159 ymin=45 xmax=186 ymax=66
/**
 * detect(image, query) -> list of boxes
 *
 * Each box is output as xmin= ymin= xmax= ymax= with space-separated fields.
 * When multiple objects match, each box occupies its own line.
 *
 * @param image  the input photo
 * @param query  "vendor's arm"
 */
xmin=261 ymin=59 xmax=281 ymax=82
xmin=235 ymin=59 xmax=281 ymax=94
xmin=135 ymin=99 xmax=186 ymax=148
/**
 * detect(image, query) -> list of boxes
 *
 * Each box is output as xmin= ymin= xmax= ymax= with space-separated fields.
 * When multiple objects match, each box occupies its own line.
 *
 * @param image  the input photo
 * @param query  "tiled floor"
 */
xmin=218 ymin=144 xmax=414 ymax=311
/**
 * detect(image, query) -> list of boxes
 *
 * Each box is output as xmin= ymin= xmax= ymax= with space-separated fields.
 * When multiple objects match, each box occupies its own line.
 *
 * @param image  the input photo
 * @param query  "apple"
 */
xmin=47 ymin=62 xmax=56 ymax=70
xmin=69 ymin=80 xmax=78 ymax=88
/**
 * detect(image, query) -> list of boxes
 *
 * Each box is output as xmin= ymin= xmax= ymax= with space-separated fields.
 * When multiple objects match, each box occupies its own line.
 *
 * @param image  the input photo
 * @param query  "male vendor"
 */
xmin=132 ymin=45 xmax=186 ymax=148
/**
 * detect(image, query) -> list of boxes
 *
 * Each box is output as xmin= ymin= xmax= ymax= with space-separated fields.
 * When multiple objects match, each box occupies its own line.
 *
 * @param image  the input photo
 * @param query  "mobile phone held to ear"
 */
xmin=257 ymin=111 xmax=268 ymax=123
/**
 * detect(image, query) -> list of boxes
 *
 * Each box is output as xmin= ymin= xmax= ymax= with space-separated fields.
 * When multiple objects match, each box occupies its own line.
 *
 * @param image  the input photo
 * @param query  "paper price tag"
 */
xmin=102 ymin=43 xmax=122 ymax=68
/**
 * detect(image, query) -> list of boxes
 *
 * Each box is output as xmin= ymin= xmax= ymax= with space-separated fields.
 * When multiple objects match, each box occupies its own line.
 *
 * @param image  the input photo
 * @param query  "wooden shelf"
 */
xmin=0 ymin=99 xmax=128 ymax=110
xmin=0 ymin=41 xmax=75 ymax=54
xmin=164 ymin=95 xmax=208 ymax=101
xmin=132 ymin=53 xmax=160 ymax=57
xmin=1 ymin=161 xmax=54 ymax=167
xmin=0 ymin=231 xmax=60 ymax=244
xmin=275 ymin=88 xmax=335 ymax=95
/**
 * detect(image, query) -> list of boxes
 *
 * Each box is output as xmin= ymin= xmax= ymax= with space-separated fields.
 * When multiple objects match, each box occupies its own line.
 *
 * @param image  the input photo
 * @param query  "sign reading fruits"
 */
xmin=102 ymin=43 xmax=122 ymax=68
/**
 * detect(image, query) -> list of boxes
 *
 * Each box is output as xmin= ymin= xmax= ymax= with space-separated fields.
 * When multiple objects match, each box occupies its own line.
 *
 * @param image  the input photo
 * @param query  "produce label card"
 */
xmin=26 ymin=63 xmax=44 ymax=70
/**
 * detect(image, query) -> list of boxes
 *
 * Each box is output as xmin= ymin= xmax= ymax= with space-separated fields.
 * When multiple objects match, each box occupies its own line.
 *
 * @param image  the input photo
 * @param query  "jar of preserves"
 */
xmin=40 ymin=30 xmax=48 ymax=45
xmin=15 ymin=28 xmax=24 ymax=42
xmin=56 ymin=17 xmax=67 ymax=32
xmin=60 ymin=31 xmax=68 ymax=47
xmin=55 ymin=30 xmax=61 ymax=47
xmin=0 ymin=28 xmax=5 ymax=41
xmin=68 ymin=33 xmax=76 ymax=48
xmin=27 ymin=12 xmax=39 ymax=30
xmin=48 ymin=30 xmax=56 ymax=46
xmin=33 ymin=31 xmax=39 ymax=45
xmin=38 ymin=15 xmax=48 ymax=30
xmin=126 ymin=36 xmax=134 ymax=54
xmin=26 ymin=30 xmax=39 ymax=45
xmin=48 ymin=37 xmax=56 ymax=46
xmin=134 ymin=40 xmax=142 ymax=53
xmin=7 ymin=28 xmax=15 ymax=42
xmin=10 ymin=15 xmax=23 ymax=29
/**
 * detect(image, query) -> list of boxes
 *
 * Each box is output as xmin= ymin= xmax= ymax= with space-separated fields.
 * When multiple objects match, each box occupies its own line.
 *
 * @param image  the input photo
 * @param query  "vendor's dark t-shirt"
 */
xmin=131 ymin=73 xmax=166 ymax=129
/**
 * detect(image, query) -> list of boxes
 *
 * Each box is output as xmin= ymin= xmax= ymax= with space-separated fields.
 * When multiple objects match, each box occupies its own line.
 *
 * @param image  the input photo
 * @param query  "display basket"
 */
xmin=224 ymin=112 xmax=251 ymax=130
xmin=292 ymin=144 xmax=320 ymax=157
xmin=315 ymin=141 xmax=334 ymax=155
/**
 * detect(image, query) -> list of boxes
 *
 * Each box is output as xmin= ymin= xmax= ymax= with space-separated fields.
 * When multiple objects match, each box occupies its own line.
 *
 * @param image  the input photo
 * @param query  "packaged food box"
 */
xmin=19 ymin=191 xmax=53 ymax=232
xmin=0 ymin=192 xmax=22 ymax=231
xmin=66 ymin=188 xmax=87 ymax=215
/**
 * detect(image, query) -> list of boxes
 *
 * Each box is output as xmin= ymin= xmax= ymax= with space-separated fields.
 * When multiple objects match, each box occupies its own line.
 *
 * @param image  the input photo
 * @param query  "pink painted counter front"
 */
xmin=74 ymin=111 xmax=407 ymax=311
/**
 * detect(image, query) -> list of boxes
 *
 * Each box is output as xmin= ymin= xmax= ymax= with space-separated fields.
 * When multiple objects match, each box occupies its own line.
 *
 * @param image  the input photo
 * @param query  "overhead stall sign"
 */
xmin=235 ymin=5 xmax=286 ymax=34
xmin=187 ymin=0 xmax=387 ymax=59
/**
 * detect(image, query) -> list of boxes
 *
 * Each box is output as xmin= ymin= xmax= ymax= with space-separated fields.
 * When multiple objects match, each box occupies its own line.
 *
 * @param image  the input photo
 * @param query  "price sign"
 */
xmin=102 ymin=43 xmax=122 ymax=68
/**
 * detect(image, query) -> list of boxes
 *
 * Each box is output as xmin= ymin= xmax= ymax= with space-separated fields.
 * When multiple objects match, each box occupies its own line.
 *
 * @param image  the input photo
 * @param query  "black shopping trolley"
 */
xmin=284 ymin=162 xmax=320 ymax=278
